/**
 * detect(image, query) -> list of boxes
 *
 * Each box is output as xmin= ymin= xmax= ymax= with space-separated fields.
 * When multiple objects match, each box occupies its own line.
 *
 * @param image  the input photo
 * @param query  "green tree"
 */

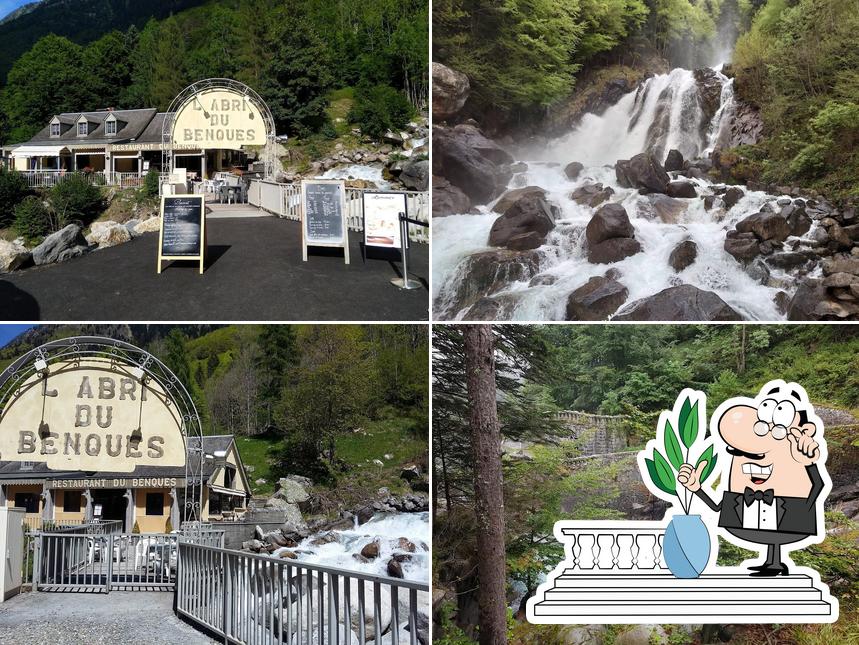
xmin=276 ymin=326 xmax=376 ymax=466
xmin=258 ymin=9 xmax=333 ymax=135
xmin=256 ymin=325 xmax=299 ymax=428
xmin=81 ymin=31 xmax=134 ymax=109
xmin=0 ymin=167 xmax=30 ymax=227
xmin=1 ymin=35 xmax=88 ymax=141
xmin=162 ymin=329 xmax=191 ymax=392
xmin=124 ymin=18 xmax=189 ymax=111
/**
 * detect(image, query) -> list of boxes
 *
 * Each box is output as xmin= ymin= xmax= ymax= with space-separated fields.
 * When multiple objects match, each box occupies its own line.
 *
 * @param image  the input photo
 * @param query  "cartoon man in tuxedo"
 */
xmin=678 ymin=381 xmax=827 ymax=577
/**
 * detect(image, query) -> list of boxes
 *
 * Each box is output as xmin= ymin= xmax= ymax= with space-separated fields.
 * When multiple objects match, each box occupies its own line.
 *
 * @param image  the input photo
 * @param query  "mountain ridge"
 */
xmin=0 ymin=0 xmax=210 ymax=82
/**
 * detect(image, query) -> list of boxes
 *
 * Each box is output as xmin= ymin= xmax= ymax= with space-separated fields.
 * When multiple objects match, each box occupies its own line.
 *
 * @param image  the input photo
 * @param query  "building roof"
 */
xmin=0 ymin=435 xmax=242 ymax=487
xmin=25 ymin=108 xmax=159 ymax=147
xmin=137 ymin=113 xmax=168 ymax=144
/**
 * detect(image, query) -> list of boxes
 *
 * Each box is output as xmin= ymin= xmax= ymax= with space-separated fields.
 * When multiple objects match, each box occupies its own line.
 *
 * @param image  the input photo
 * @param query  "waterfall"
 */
xmin=434 ymin=67 xmax=819 ymax=321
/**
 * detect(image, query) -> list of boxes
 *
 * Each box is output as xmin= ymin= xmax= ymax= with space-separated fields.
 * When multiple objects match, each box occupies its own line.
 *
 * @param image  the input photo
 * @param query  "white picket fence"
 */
xmin=18 ymin=170 xmax=144 ymax=189
xmin=248 ymin=179 xmax=429 ymax=244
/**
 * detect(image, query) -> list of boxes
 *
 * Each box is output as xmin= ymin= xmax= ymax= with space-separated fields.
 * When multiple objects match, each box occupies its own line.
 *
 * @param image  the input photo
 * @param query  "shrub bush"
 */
xmin=0 ymin=167 xmax=30 ymax=228
xmin=142 ymin=167 xmax=160 ymax=199
xmin=49 ymin=174 xmax=104 ymax=226
xmin=348 ymin=84 xmax=414 ymax=139
xmin=320 ymin=120 xmax=338 ymax=139
xmin=12 ymin=195 xmax=52 ymax=240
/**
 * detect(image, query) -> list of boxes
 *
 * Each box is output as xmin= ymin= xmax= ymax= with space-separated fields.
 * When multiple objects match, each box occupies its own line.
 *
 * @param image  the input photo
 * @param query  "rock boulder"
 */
xmin=735 ymin=211 xmax=792 ymax=242
xmin=586 ymin=203 xmax=634 ymax=245
xmin=666 ymin=180 xmax=697 ymax=199
xmin=493 ymin=186 xmax=547 ymax=215
xmin=615 ymin=153 xmax=670 ymax=194
xmin=614 ymin=285 xmax=743 ymax=321
xmin=669 ymin=240 xmax=697 ymax=272
xmin=432 ymin=177 xmax=471 ymax=216
xmin=432 ymin=63 xmax=470 ymax=121
xmin=399 ymin=159 xmax=428 ymax=191
xmin=434 ymin=127 xmax=511 ymax=204
xmin=565 ymin=276 xmax=628 ymax=320
xmin=564 ymin=161 xmax=584 ymax=180
xmin=570 ymin=182 xmax=614 ymax=208
xmin=0 ymin=240 xmax=31 ymax=273
xmin=32 ymin=224 xmax=89 ymax=265
xmin=488 ymin=193 xmax=556 ymax=249
xmin=664 ymin=149 xmax=684 ymax=172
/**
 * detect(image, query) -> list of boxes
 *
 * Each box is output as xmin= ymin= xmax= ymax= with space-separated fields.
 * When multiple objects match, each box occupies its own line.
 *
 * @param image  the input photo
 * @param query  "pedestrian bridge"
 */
xmin=528 ymin=521 xmax=837 ymax=624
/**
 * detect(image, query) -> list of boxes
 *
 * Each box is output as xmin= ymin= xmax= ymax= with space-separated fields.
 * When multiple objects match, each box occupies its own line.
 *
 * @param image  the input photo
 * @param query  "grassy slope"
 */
xmin=235 ymin=416 xmax=427 ymax=498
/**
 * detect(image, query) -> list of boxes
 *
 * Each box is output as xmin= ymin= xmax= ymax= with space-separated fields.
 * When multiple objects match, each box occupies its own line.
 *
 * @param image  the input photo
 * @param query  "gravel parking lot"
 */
xmin=0 ymin=591 xmax=216 ymax=645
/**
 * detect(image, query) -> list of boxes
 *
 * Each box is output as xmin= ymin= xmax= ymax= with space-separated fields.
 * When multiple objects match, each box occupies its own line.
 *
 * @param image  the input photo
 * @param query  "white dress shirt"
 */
xmin=742 ymin=498 xmax=778 ymax=530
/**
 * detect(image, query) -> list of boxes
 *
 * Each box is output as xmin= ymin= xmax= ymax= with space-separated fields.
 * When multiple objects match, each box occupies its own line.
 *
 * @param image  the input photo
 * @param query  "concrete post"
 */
xmin=169 ymin=487 xmax=180 ymax=531
xmin=40 ymin=482 xmax=53 ymax=522
xmin=0 ymin=507 xmax=25 ymax=601
xmin=124 ymin=488 xmax=135 ymax=533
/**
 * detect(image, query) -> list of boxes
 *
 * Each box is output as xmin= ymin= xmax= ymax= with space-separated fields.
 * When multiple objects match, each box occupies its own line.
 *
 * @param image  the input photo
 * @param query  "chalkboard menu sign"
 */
xmin=157 ymin=194 xmax=206 ymax=274
xmin=301 ymin=180 xmax=349 ymax=264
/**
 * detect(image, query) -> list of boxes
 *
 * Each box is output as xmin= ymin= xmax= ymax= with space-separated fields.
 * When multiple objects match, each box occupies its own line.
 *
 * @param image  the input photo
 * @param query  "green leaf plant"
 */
xmin=641 ymin=391 xmax=717 ymax=515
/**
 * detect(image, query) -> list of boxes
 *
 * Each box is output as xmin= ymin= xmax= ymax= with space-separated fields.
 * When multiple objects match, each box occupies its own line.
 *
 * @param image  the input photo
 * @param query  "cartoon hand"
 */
xmin=677 ymin=461 xmax=707 ymax=492
xmin=788 ymin=427 xmax=819 ymax=465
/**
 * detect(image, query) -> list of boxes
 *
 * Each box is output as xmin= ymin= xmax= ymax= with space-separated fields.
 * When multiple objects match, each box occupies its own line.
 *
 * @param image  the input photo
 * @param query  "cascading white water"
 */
xmin=272 ymin=511 xmax=430 ymax=583
xmin=434 ymin=67 xmax=817 ymax=321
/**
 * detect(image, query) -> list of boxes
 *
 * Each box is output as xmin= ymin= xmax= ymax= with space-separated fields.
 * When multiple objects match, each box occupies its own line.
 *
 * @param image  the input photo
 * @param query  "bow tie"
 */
xmin=743 ymin=487 xmax=774 ymax=506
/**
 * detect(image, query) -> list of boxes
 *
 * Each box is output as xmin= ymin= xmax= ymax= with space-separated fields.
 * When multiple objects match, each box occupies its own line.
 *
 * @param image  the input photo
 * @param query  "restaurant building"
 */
xmin=0 ymin=434 xmax=250 ymax=533
xmin=8 ymin=108 xmax=250 ymax=180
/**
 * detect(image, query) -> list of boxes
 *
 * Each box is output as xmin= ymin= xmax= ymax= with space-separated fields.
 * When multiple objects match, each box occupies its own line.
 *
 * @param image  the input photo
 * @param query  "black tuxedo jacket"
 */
xmin=693 ymin=464 xmax=824 ymax=537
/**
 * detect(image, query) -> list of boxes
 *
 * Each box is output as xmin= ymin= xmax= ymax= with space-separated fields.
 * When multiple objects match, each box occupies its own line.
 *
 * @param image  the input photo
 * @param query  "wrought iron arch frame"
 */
xmin=162 ymin=78 xmax=277 ymax=182
xmin=0 ymin=336 xmax=204 ymax=526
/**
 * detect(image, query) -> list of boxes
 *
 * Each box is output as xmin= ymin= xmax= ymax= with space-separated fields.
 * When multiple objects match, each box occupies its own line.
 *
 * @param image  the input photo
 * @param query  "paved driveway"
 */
xmin=0 ymin=591 xmax=216 ymax=645
xmin=0 ymin=217 xmax=429 ymax=321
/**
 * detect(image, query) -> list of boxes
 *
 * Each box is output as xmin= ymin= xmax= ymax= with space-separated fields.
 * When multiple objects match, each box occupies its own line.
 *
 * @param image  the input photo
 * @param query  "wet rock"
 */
xmin=766 ymin=251 xmax=813 ymax=270
xmin=464 ymin=294 xmax=521 ymax=320
xmin=827 ymin=222 xmax=853 ymax=249
xmin=822 ymin=255 xmax=859 ymax=276
xmin=242 ymin=539 xmax=265 ymax=552
xmin=783 ymin=204 xmax=812 ymax=237
xmin=0 ymin=240 xmax=31 ymax=273
xmin=397 ymin=538 xmax=417 ymax=553
xmin=723 ymin=187 xmax=744 ymax=209
xmin=352 ymin=553 xmax=369 ymax=564
xmin=774 ymin=291 xmax=791 ymax=315
xmin=745 ymin=258 xmax=770 ymax=284
xmin=823 ymin=272 xmax=858 ymax=288
xmin=664 ymin=149 xmax=684 ymax=172
xmin=511 ymin=162 xmax=528 ymax=173
xmin=614 ymin=284 xmax=743 ymax=321
xmin=669 ymin=240 xmax=697 ymax=272
xmin=666 ymin=180 xmax=697 ymax=198
xmin=586 ymin=203 xmax=634 ymax=244
xmin=433 ymin=126 xmax=511 ymax=204
xmin=615 ymin=153 xmax=670 ymax=194
xmin=735 ymin=211 xmax=792 ymax=242
xmin=399 ymin=159 xmax=428 ymax=191
xmin=452 ymin=249 xmax=542 ymax=310
xmin=787 ymin=278 xmax=828 ymax=321
xmin=724 ymin=230 xmax=760 ymax=263
xmin=310 ymin=532 xmax=338 ymax=546
xmin=488 ymin=193 xmax=556 ymax=249
xmin=703 ymin=195 xmax=716 ymax=210
xmin=565 ymin=276 xmax=628 ymax=320
xmin=361 ymin=540 xmax=381 ymax=560
xmin=493 ymin=186 xmax=547 ymax=214
xmin=564 ymin=161 xmax=584 ymax=180
xmin=570 ymin=182 xmax=614 ymax=207
xmin=32 ymin=224 xmax=89 ymax=265
xmin=693 ymin=68 xmax=723 ymax=123
xmin=452 ymin=123 xmax=515 ymax=165
xmin=387 ymin=559 xmax=404 ymax=579
xmin=432 ymin=177 xmax=471 ymax=216
xmin=432 ymin=62 xmax=470 ymax=121
xmin=814 ymin=299 xmax=859 ymax=319
xmin=588 ymin=237 xmax=642 ymax=264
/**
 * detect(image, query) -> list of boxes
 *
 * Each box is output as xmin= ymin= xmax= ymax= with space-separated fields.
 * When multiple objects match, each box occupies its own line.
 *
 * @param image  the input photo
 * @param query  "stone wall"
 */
xmin=557 ymin=410 xmax=630 ymax=455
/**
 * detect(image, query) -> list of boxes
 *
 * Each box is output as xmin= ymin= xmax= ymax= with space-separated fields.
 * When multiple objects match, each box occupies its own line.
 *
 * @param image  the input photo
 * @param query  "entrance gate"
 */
xmin=33 ymin=529 xmax=224 ymax=593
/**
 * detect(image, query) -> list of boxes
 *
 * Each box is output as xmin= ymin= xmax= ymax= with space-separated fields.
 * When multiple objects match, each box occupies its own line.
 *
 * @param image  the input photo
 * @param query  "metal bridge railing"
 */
xmin=177 ymin=540 xmax=429 ymax=645
xmin=248 ymin=179 xmax=430 ymax=244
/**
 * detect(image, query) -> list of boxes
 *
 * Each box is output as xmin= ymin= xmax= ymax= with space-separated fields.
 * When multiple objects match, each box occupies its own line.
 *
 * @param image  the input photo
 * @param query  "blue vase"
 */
xmin=663 ymin=514 xmax=711 ymax=578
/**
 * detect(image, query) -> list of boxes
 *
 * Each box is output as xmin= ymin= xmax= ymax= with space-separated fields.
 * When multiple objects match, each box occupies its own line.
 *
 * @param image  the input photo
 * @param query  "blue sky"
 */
xmin=0 ymin=324 xmax=33 ymax=348
xmin=0 ymin=0 xmax=34 ymax=21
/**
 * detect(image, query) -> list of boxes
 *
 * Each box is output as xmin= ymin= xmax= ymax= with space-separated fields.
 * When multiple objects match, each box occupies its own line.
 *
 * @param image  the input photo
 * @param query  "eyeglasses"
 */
xmin=753 ymin=421 xmax=787 ymax=440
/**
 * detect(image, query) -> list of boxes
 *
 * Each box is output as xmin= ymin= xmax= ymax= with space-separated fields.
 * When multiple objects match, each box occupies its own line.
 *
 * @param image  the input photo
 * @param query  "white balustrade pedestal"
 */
xmin=528 ymin=521 xmax=837 ymax=624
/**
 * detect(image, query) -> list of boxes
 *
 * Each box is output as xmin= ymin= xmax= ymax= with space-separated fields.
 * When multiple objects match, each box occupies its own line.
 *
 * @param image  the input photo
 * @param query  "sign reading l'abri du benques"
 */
xmin=0 ymin=359 xmax=187 ymax=472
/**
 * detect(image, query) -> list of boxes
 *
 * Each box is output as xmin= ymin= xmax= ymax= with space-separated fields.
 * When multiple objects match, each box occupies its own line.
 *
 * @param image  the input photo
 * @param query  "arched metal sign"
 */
xmin=0 ymin=336 xmax=204 ymax=525
xmin=162 ymin=78 xmax=277 ymax=180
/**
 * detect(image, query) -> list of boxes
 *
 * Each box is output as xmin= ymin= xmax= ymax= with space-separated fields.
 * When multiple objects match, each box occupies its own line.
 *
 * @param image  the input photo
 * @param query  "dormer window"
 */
xmin=50 ymin=118 xmax=61 ymax=137
xmin=77 ymin=115 xmax=89 ymax=136
xmin=105 ymin=115 xmax=117 ymax=136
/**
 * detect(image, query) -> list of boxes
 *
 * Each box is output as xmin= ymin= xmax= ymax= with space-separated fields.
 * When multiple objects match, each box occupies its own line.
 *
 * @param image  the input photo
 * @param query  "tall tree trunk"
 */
xmin=462 ymin=325 xmax=507 ymax=645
